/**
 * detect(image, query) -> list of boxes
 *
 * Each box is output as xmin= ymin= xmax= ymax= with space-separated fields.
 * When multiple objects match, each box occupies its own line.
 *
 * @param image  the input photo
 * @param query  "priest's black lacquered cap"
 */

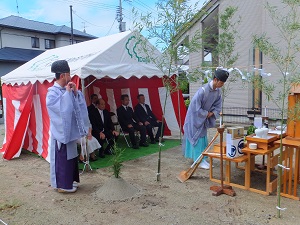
xmin=51 ymin=60 xmax=70 ymax=73
xmin=215 ymin=69 xmax=229 ymax=82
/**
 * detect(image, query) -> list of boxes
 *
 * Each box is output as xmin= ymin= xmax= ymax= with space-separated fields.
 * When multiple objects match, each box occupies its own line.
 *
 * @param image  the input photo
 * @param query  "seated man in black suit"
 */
xmin=89 ymin=98 xmax=119 ymax=158
xmin=134 ymin=94 xmax=164 ymax=144
xmin=117 ymin=94 xmax=148 ymax=149
xmin=87 ymin=94 xmax=98 ymax=114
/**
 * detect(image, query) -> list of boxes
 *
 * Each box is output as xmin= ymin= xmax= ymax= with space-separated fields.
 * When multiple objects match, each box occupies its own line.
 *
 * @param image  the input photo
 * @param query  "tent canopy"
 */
xmin=1 ymin=30 xmax=164 ymax=85
xmin=1 ymin=31 xmax=186 ymax=161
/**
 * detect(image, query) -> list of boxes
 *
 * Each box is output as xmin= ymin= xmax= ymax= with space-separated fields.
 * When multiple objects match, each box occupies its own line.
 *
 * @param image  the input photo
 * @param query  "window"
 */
xmin=252 ymin=47 xmax=263 ymax=110
xmin=31 ymin=37 xmax=40 ymax=48
xmin=45 ymin=39 xmax=55 ymax=49
xmin=70 ymin=39 xmax=82 ymax=44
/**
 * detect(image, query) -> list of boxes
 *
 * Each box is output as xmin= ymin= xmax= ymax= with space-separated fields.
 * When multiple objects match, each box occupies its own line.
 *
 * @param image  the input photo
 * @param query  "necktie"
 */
xmin=100 ymin=110 xmax=104 ymax=123
xmin=143 ymin=104 xmax=148 ymax=114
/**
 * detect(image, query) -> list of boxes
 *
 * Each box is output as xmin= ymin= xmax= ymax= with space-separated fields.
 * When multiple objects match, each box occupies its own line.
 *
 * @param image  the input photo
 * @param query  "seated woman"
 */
xmin=77 ymin=127 xmax=101 ymax=162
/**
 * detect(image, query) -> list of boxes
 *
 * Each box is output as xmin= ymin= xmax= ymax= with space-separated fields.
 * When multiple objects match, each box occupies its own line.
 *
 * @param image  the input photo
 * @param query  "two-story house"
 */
xmin=178 ymin=0 xmax=294 ymax=123
xmin=0 ymin=15 xmax=96 ymax=77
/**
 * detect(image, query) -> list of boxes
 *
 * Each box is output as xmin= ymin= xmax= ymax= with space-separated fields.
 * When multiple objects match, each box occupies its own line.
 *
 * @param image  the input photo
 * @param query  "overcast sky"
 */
xmin=0 ymin=0 xmax=207 ymax=38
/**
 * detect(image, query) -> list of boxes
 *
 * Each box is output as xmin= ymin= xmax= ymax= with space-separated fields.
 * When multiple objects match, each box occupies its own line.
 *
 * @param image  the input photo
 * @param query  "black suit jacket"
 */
xmin=134 ymin=103 xmax=157 ymax=124
xmin=87 ymin=104 xmax=96 ymax=115
xmin=117 ymin=105 xmax=140 ymax=128
xmin=89 ymin=107 xmax=114 ymax=136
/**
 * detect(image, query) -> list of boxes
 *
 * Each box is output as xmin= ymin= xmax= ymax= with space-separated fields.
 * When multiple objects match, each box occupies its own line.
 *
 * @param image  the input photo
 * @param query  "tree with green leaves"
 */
xmin=252 ymin=0 xmax=300 ymax=218
xmin=133 ymin=0 xmax=243 ymax=181
xmin=133 ymin=0 xmax=207 ymax=181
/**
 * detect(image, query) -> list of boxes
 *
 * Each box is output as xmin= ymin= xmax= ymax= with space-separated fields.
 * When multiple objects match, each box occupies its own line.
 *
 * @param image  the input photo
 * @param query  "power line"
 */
xmin=134 ymin=0 xmax=157 ymax=15
xmin=106 ymin=19 xmax=117 ymax=36
xmin=52 ymin=0 xmax=116 ymax=10
xmin=72 ymin=10 xmax=105 ymax=28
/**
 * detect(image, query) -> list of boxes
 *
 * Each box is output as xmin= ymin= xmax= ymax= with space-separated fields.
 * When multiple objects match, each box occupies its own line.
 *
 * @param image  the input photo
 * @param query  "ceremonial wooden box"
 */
xmin=287 ymin=84 xmax=300 ymax=140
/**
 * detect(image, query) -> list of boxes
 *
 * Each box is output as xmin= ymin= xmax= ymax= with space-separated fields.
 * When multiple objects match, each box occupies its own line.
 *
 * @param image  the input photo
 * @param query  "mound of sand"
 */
xmin=94 ymin=177 xmax=140 ymax=202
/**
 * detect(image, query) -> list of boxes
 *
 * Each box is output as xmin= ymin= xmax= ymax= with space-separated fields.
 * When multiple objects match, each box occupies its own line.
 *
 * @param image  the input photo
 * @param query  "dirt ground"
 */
xmin=1 ymin=124 xmax=300 ymax=225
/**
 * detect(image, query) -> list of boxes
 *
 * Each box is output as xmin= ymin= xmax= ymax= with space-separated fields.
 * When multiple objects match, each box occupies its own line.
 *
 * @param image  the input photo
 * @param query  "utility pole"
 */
xmin=116 ymin=0 xmax=125 ymax=32
xmin=70 ymin=5 xmax=74 ymax=44
xmin=16 ymin=0 xmax=20 ymax=15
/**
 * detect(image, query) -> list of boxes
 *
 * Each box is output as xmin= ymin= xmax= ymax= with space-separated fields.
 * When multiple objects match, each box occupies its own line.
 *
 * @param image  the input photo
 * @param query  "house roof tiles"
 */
xmin=0 ymin=47 xmax=44 ymax=62
xmin=0 ymin=15 xmax=96 ymax=38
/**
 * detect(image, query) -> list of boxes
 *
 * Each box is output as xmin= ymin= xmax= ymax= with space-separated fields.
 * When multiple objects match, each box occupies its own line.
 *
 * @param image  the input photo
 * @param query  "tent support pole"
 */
xmin=85 ymin=78 xmax=97 ymax=89
xmin=81 ymin=78 xmax=86 ymax=97
xmin=177 ymin=76 xmax=182 ymax=144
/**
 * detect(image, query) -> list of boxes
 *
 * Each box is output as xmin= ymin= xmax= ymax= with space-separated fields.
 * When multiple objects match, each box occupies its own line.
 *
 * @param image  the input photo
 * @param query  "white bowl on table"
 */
xmin=249 ymin=143 xmax=257 ymax=150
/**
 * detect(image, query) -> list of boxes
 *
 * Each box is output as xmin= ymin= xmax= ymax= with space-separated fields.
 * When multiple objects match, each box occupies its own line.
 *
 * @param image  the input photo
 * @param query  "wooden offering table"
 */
xmin=244 ymin=134 xmax=280 ymax=195
xmin=203 ymin=151 xmax=250 ymax=190
xmin=274 ymin=138 xmax=300 ymax=200
xmin=242 ymin=145 xmax=279 ymax=195
xmin=205 ymin=132 xmax=300 ymax=198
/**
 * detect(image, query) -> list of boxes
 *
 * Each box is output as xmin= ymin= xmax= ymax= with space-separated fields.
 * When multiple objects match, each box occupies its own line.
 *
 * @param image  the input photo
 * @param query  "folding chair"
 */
xmin=110 ymin=112 xmax=131 ymax=147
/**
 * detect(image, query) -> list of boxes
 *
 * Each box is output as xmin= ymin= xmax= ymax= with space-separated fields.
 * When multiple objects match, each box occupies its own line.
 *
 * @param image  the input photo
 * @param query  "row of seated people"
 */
xmin=86 ymin=93 xmax=164 ymax=159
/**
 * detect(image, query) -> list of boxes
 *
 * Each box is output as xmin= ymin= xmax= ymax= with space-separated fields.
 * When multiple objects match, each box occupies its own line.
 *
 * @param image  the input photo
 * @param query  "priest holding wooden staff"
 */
xmin=183 ymin=69 xmax=229 ymax=169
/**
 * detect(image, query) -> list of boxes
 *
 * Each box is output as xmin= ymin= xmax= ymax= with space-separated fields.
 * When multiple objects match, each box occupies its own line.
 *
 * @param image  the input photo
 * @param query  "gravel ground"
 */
xmin=0 ymin=124 xmax=300 ymax=225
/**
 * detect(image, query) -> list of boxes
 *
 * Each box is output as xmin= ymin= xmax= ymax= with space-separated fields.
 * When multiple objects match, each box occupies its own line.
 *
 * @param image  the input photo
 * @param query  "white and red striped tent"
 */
xmin=1 ymin=30 xmax=186 ymax=161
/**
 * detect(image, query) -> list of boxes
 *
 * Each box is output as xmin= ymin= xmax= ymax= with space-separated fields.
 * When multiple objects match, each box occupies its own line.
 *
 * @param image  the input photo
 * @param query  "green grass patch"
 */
xmin=79 ymin=138 xmax=180 ymax=170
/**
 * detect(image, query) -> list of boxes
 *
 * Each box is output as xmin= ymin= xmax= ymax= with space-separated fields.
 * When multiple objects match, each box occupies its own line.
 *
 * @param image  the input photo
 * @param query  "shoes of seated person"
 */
xmin=132 ymin=145 xmax=139 ymax=149
xmin=150 ymin=140 xmax=156 ymax=144
xmin=57 ymin=187 xmax=77 ymax=193
xmin=89 ymin=153 xmax=97 ymax=161
xmin=199 ymin=161 xmax=209 ymax=170
xmin=104 ymin=149 xmax=114 ymax=155
xmin=89 ymin=157 xmax=97 ymax=161
xmin=98 ymin=153 xmax=105 ymax=158
xmin=139 ymin=142 xmax=149 ymax=147
xmin=73 ymin=182 xmax=79 ymax=188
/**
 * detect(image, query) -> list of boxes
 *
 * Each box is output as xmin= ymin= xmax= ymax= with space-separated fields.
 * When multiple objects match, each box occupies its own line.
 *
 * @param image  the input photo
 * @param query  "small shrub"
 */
xmin=247 ymin=125 xmax=256 ymax=135
xmin=184 ymin=99 xmax=190 ymax=108
xmin=110 ymin=142 xmax=125 ymax=178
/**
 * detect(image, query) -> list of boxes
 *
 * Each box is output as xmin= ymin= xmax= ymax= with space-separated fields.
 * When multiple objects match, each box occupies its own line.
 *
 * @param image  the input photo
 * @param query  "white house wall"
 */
xmin=188 ymin=0 xmax=299 ymax=114
xmin=0 ymin=27 xmax=91 ymax=50
xmin=220 ymin=0 xmax=263 ymax=109
xmin=226 ymin=0 xmax=299 ymax=111
xmin=189 ymin=21 xmax=203 ymax=99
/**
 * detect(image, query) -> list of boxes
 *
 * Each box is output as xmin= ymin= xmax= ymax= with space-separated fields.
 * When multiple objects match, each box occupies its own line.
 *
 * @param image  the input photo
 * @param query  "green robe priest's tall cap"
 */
xmin=215 ymin=69 xmax=229 ymax=82
xmin=51 ymin=60 xmax=70 ymax=74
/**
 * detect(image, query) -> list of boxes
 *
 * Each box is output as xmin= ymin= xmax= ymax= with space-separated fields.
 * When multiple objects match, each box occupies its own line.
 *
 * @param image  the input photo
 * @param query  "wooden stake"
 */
xmin=210 ymin=126 xmax=236 ymax=197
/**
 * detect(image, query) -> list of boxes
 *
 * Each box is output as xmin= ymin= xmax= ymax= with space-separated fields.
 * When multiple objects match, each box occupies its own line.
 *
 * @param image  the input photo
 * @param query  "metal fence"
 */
xmin=222 ymin=107 xmax=286 ymax=127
